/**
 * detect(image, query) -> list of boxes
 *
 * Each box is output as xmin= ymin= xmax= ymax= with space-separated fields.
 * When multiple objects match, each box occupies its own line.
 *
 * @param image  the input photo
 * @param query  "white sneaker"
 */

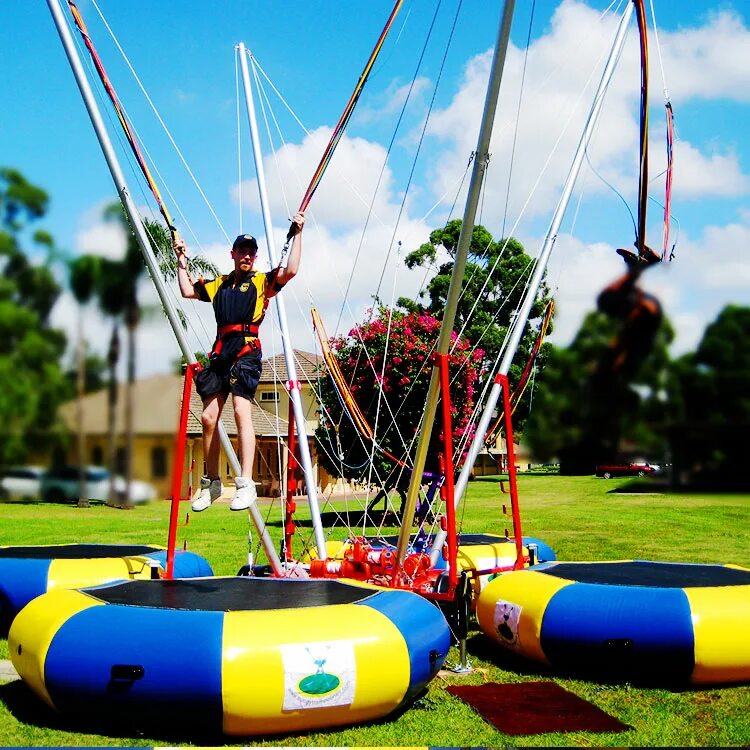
xmin=191 ymin=477 xmax=222 ymax=512
xmin=230 ymin=477 xmax=257 ymax=511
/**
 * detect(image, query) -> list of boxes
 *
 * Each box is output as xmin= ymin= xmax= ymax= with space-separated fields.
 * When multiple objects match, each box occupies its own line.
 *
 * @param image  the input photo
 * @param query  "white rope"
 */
xmin=90 ymin=0 xmax=230 ymax=242
xmin=63 ymin=7 xmax=215 ymax=360
xmin=235 ymin=47 xmax=243 ymax=234
xmin=647 ymin=0 xmax=670 ymax=103
xmin=252 ymin=56 xmax=391 ymax=232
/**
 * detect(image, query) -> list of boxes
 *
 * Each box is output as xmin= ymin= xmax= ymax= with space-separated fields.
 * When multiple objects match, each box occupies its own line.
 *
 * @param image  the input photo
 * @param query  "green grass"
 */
xmin=1 ymin=474 xmax=749 ymax=746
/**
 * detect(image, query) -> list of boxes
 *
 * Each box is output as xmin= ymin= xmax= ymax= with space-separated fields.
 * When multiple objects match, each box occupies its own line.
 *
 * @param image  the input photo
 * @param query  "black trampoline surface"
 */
xmin=83 ymin=576 xmax=379 ymax=611
xmin=373 ymin=533 xmax=510 ymax=547
xmin=540 ymin=560 xmax=750 ymax=588
xmin=0 ymin=544 xmax=161 ymax=559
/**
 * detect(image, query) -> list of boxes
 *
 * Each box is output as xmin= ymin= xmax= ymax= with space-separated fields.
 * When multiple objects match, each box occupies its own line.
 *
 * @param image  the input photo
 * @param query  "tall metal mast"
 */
xmin=395 ymin=0 xmax=517 ymax=566
xmin=46 ymin=0 xmax=284 ymax=574
xmin=429 ymin=1 xmax=635 ymax=564
xmin=237 ymin=44 xmax=327 ymax=559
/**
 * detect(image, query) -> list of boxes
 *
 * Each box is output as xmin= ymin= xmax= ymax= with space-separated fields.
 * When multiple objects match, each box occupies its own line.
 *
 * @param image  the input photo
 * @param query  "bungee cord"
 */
xmin=89 ymin=0 xmax=231 ymax=243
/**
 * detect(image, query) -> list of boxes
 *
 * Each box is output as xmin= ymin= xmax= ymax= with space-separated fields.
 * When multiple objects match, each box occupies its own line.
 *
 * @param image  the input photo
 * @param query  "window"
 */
xmin=151 ymin=446 xmax=168 ymax=478
xmin=260 ymin=390 xmax=279 ymax=403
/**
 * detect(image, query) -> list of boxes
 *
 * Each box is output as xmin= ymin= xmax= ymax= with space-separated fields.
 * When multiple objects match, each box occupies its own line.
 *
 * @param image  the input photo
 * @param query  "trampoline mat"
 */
xmin=0 ymin=544 xmax=161 ymax=560
xmin=372 ymin=533 xmax=510 ymax=547
xmin=541 ymin=561 xmax=750 ymax=588
xmin=84 ymin=577 xmax=377 ymax=611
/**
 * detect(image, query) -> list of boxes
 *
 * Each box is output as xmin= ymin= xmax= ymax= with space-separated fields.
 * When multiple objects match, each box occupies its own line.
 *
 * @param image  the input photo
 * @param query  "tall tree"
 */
xmin=94 ymin=208 xmax=216 ymax=506
xmin=69 ymin=255 xmax=102 ymax=507
xmin=401 ymin=219 xmax=552 ymax=432
xmin=315 ymin=307 xmax=485 ymax=502
xmin=0 ymin=168 xmax=69 ymax=469
xmin=667 ymin=305 xmax=750 ymax=488
xmin=525 ymin=307 xmax=674 ymax=471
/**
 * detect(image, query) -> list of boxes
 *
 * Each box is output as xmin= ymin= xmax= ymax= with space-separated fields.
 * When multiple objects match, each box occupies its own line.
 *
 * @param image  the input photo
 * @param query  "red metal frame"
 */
xmin=495 ymin=372 xmax=525 ymax=570
xmin=283 ymin=380 xmax=299 ymax=562
xmin=166 ymin=362 xmax=201 ymax=579
xmin=435 ymin=352 xmax=459 ymax=589
xmin=307 ymin=351 xmax=460 ymax=601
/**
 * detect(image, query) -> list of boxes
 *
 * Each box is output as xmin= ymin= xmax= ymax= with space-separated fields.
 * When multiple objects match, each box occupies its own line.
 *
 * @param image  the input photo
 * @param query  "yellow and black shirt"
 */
xmin=194 ymin=268 xmax=282 ymax=359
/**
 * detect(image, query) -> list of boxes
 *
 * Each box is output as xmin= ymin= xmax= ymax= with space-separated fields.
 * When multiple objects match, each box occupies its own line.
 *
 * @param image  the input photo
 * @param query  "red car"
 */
xmin=595 ymin=462 xmax=657 ymax=479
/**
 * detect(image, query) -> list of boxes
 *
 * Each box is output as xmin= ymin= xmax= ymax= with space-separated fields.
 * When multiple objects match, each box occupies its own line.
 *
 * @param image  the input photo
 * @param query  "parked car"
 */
xmin=595 ymin=462 xmax=657 ymax=479
xmin=40 ymin=466 xmax=157 ymax=504
xmin=0 ymin=466 xmax=46 ymax=501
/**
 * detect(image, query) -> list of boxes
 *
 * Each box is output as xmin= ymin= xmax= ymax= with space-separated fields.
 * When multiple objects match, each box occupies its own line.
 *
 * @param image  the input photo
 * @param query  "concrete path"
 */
xmin=0 ymin=659 xmax=18 ymax=681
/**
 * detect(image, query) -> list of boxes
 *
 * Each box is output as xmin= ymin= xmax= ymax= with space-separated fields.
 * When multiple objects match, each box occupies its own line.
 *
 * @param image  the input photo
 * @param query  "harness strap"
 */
xmin=217 ymin=322 xmax=260 ymax=337
xmin=211 ymin=323 xmax=261 ymax=361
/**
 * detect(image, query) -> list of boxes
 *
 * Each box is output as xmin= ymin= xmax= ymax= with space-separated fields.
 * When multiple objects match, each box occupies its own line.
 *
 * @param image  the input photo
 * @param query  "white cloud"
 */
xmin=545 ymin=214 xmax=750 ymax=357
xmin=423 ymin=1 xmax=750 ymax=225
xmin=75 ymin=203 xmax=128 ymax=259
xmin=356 ymin=76 xmax=430 ymax=125
xmin=667 ymin=140 xmax=749 ymax=198
xmin=660 ymin=9 xmax=750 ymax=102
xmin=63 ymin=2 xmax=750 ymax=380
xmin=231 ymin=127 xmax=405 ymax=233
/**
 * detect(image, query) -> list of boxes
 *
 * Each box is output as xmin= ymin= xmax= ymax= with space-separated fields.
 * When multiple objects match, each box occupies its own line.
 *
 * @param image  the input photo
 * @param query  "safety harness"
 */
xmin=211 ymin=322 xmax=261 ymax=361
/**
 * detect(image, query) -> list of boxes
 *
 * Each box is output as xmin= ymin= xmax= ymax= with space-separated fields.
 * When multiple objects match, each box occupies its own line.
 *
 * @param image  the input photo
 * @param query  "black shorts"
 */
xmin=195 ymin=352 xmax=262 ymax=401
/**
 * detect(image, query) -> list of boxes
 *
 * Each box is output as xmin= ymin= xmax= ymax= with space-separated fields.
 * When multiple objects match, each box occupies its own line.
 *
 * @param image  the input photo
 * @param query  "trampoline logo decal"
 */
xmin=281 ymin=641 xmax=356 ymax=710
xmin=494 ymin=598 xmax=522 ymax=647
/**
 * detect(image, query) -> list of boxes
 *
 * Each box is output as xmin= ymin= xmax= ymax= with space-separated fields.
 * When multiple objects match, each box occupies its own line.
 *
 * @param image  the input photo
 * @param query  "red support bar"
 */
xmin=435 ymin=352 xmax=458 ymax=589
xmin=283 ymin=381 xmax=299 ymax=562
xmin=497 ymin=373 xmax=525 ymax=570
xmin=166 ymin=362 xmax=201 ymax=579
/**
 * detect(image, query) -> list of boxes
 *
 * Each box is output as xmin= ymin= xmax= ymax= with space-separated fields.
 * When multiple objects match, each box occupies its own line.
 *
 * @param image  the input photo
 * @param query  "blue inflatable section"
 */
xmin=146 ymin=549 xmax=213 ymax=578
xmin=359 ymin=589 xmax=450 ymax=701
xmin=0 ymin=558 xmax=51 ymax=631
xmin=540 ymin=582 xmax=695 ymax=681
xmin=45 ymin=604 xmax=224 ymax=726
xmin=522 ymin=536 xmax=556 ymax=562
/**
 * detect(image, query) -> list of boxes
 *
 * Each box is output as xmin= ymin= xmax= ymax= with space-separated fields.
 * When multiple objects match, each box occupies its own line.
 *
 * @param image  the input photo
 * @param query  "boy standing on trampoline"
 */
xmin=173 ymin=211 xmax=305 ymax=512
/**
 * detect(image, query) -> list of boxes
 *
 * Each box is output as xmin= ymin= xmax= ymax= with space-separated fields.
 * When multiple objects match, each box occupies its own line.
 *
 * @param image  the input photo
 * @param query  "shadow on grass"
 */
xmin=0 ymin=677 xmax=431 ymax=745
xmin=465 ymin=633 xmax=705 ymax=691
xmin=607 ymin=478 xmax=750 ymax=496
xmin=465 ymin=633 xmax=557 ymax=681
xmin=605 ymin=479 xmax=669 ymax=494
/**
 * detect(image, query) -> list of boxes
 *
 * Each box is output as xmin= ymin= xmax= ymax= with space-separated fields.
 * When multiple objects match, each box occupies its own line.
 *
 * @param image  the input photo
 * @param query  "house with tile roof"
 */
xmin=45 ymin=351 xmax=331 ymax=501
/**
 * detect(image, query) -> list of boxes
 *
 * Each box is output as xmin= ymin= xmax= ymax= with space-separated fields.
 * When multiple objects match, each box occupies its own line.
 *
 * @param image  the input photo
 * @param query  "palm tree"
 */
xmin=97 ymin=205 xmax=217 ymax=507
xmin=69 ymin=255 xmax=101 ymax=508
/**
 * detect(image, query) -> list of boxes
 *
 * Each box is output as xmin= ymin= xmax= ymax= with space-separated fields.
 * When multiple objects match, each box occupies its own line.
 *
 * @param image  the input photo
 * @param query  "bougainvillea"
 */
xmin=315 ymin=306 xmax=485 ymax=488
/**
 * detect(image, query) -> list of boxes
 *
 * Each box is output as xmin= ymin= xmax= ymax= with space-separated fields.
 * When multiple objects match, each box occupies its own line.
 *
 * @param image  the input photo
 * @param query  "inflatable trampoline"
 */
xmin=0 ymin=544 xmax=212 ymax=632
xmin=10 ymin=576 xmax=451 ymax=735
xmin=476 ymin=560 xmax=750 ymax=685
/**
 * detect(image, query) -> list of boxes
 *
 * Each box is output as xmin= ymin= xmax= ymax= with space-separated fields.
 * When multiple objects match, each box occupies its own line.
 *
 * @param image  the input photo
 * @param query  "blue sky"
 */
xmin=1 ymin=1 xmax=748 ymax=378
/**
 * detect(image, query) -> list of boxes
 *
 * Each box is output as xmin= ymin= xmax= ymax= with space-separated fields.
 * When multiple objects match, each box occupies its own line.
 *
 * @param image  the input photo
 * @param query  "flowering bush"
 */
xmin=315 ymin=307 xmax=485 ymax=485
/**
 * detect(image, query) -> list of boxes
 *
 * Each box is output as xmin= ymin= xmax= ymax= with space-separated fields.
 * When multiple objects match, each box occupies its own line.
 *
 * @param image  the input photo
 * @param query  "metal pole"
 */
xmin=46 ymin=0 xmax=283 ymax=574
xmin=429 ymin=2 xmax=635 ymax=564
xmin=238 ymin=44 xmax=327 ymax=559
xmin=396 ymin=0 xmax=516 ymax=567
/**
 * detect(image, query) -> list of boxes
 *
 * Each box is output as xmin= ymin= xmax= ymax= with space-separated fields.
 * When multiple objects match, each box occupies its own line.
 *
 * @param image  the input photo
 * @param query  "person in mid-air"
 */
xmin=595 ymin=243 xmax=662 ymax=381
xmin=173 ymin=211 xmax=305 ymax=512
xmin=578 ymin=241 xmax=663 ymax=469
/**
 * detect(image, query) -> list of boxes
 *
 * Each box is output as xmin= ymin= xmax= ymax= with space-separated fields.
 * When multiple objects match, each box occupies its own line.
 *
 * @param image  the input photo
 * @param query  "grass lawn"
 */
xmin=0 ymin=474 xmax=748 ymax=746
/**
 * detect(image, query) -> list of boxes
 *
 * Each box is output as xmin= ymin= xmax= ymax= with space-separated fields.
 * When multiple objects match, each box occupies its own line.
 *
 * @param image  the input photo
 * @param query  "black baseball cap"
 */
xmin=232 ymin=234 xmax=258 ymax=252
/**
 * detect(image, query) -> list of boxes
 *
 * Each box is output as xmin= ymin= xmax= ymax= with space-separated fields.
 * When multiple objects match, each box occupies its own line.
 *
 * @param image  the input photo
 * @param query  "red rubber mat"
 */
xmin=445 ymin=681 xmax=631 ymax=735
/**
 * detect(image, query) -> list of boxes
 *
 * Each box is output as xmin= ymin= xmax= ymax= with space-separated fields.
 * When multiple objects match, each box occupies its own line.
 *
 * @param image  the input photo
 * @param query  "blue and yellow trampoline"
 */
xmin=0 ymin=544 xmax=212 ymax=632
xmin=10 ymin=576 xmax=451 ymax=735
xmin=477 ymin=560 xmax=750 ymax=685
